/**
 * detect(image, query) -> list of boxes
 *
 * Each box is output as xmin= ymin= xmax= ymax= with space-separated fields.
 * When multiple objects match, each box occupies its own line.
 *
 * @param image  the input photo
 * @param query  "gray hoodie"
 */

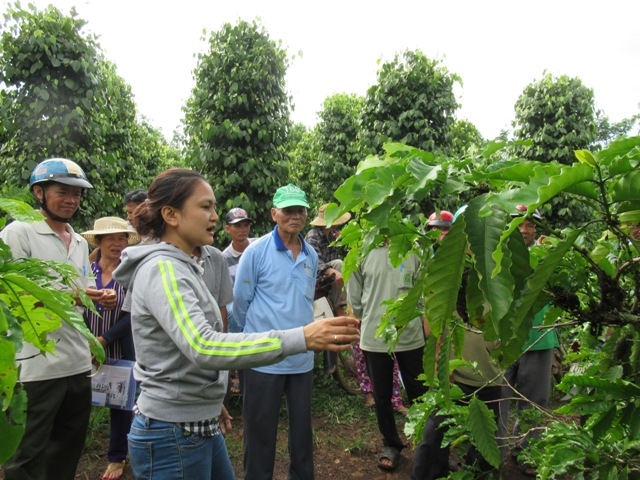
xmin=114 ymin=242 xmax=307 ymax=423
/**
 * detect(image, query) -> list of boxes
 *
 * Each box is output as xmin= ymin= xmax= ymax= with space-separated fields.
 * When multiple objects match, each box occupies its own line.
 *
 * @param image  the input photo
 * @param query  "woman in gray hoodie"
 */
xmin=113 ymin=168 xmax=359 ymax=480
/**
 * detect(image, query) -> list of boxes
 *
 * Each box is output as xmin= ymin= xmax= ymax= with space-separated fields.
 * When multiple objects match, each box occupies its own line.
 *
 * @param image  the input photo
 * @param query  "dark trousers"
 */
xmin=500 ymin=348 xmax=554 ymax=450
xmin=242 ymin=369 xmax=314 ymax=480
xmin=108 ymin=408 xmax=133 ymax=463
xmin=411 ymin=383 xmax=502 ymax=480
xmin=3 ymin=372 xmax=92 ymax=480
xmin=363 ymin=347 xmax=428 ymax=449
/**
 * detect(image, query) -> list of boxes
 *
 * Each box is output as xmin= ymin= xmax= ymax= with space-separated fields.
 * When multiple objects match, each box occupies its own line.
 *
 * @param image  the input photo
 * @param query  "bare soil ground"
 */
xmin=70 ymin=383 xmax=531 ymax=480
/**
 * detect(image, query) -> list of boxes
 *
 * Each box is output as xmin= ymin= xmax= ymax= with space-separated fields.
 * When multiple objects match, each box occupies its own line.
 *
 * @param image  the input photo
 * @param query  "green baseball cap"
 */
xmin=273 ymin=184 xmax=310 ymax=209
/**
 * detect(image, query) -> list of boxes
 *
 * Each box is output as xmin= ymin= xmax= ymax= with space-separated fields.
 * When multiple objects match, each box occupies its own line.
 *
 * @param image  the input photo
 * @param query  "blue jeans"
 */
xmin=128 ymin=414 xmax=235 ymax=480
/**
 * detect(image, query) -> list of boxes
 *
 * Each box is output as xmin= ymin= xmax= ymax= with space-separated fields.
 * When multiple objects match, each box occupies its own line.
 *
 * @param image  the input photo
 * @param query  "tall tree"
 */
xmin=513 ymin=72 xmax=597 ymax=165
xmin=0 ymin=3 xmax=172 ymax=228
xmin=359 ymin=50 xmax=460 ymax=155
xmin=183 ymin=19 xmax=291 ymax=236
xmin=286 ymin=123 xmax=315 ymax=202
xmin=310 ymin=93 xmax=364 ymax=206
xmin=450 ymin=119 xmax=484 ymax=157
xmin=512 ymin=72 xmax=599 ymax=228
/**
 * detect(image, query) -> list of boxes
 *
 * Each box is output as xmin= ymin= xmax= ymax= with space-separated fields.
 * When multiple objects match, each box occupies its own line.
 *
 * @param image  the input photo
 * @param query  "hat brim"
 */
xmin=428 ymin=220 xmax=452 ymax=228
xmin=510 ymin=212 xmax=542 ymax=220
xmin=310 ymin=212 xmax=351 ymax=227
xmin=51 ymin=177 xmax=94 ymax=189
xmin=274 ymin=200 xmax=310 ymax=209
xmin=81 ymin=228 xmax=141 ymax=248
xmin=227 ymin=218 xmax=254 ymax=224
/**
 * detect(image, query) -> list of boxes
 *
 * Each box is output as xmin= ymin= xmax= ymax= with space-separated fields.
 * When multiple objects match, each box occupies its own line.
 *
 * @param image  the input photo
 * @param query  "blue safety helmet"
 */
xmin=29 ymin=158 xmax=93 ymax=190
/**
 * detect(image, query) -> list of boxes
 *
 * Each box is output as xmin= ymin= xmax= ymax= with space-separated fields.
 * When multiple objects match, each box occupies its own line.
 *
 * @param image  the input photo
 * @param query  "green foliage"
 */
xmin=595 ymin=111 xmax=640 ymax=149
xmin=0 ymin=3 xmax=178 ymax=229
xmin=333 ymin=136 xmax=640 ymax=477
xmin=0 ymin=199 xmax=104 ymax=463
xmin=512 ymin=72 xmax=600 ymax=229
xmin=513 ymin=72 xmax=598 ymax=165
xmin=359 ymin=50 xmax=460 ymax=155
xmin=285 ymin=123 xmax=316 ymax=204
xmin=450 ymin=119 xmax=485 ymax=157
xmin=309 ymin=93 xmax=364 ymax=206
xmin=183 ymin=19 xmax=291 ymax=236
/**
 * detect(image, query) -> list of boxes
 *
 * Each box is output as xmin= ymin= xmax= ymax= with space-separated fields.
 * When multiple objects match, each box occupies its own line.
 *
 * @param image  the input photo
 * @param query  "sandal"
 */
xmin=394 ymin=405 xmax=409 ymax=416
xmin=377 ymin=445 xmax=400 ymax=471
xmin=364 ymin=394 xmax=375 ymax=408
xmin=230 ymin=374 xmax=241 ymax=394
xmin=102 ymin=460 xmax=126 ymax=480
xmin=518 ymin=461 xmax=537 ymax=477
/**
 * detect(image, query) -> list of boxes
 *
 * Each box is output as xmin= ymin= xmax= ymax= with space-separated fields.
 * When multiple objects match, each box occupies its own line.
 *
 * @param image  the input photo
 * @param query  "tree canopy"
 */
xmin=513 ymin=72 xmax=598 ymax=165
xmin=359 ymin=50 xmax=460 ymax=155
xmin=183 ymin=19 xmax=291 ymax=236
xmin=306 ymin=93 xmax=364 ymax=207
xmin=0 ymin=3 xmax=176 ymax=228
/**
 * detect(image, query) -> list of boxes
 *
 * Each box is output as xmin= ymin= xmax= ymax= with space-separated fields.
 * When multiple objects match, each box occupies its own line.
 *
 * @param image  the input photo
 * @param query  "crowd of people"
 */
xmin=6 ymin=158 xmax=622 ymax=479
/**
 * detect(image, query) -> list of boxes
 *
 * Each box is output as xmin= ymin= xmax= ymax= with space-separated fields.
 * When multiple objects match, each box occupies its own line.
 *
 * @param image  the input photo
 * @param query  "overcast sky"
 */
xmin=10 ymin=0 xmax=640 ymax=141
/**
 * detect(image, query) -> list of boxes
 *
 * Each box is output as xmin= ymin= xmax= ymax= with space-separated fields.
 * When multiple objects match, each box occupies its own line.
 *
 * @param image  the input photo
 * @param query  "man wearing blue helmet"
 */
xmin=1 ymin=158 xmax=109 ymax=480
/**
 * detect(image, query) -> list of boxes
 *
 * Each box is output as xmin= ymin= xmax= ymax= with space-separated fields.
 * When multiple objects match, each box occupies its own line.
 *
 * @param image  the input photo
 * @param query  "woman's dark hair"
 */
xmin=124 ymin=189 xmax=148 ymax=205
xmin=134 ymin=169 xmax=207 ymax=238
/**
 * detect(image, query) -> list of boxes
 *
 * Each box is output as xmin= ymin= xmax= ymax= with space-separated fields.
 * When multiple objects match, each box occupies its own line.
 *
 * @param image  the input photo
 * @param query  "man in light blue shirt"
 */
xmin=234 ymin=184 xmax=318 ymax=480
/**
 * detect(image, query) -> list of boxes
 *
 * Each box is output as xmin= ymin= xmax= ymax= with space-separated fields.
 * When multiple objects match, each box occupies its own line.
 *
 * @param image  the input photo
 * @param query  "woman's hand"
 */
xmin=219 ymin=404 xmax=233 ymax=435
xmin=83 ymin=287 xmax=105 ymax=305
xmin=303 ymin=316 xmax=360 ymax=352
xmin=100 ymin=289 xmax=118 ymax=310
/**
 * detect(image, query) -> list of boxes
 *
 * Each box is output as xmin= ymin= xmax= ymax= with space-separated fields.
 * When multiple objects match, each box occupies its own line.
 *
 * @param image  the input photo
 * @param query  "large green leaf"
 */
xmin=536 ymin=163 xmax=595 ymax=206
xmin=423 ymin=218 xmax=467 ymax=337
xmin=2 ymin=272 xmax=104 ymax=362
xmin=468 ymin=395 xmax=501 ymax=468
xmin=0 ymin=334 xmax=18 ymax=410
xmin=0 ymin=200 xmax=44 ymax=223
xmin=497 ymin=228 xmax=582 ymax=365
xmin=406 ymin=157 xmax=442 ymax=195
xmin=477 ymin=160 xmax=547 ymax=183
xmin=466 ymin=198 xmax=514 ymax=325
xmin=591 ymin=406 xmax=618 ymax=443
xmin=612 ymin=170 xmax=640 ymax=203
xmin=0 ymin=387 xmax=26 ymax=464
xmin=422 ymin=334 xmax=438 ymax=386
xmin=596 ymin=137 xmax=640 ymax=168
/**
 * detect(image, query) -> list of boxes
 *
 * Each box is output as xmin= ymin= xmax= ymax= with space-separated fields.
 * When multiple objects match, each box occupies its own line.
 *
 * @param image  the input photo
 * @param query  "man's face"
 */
xmin=323 ymin=227 xmax=341 ymax=241
xmin=630 ymin=223 xmax=640 ymax=242
xmin=271 ymin=206 xmax=307 ymax=236
xmin=429 ymin=226 xmax=450 ymax=241
xmin=225 ymin=220 xmax=252 ymax=242
xmin=518 ymin=219 xmax=536 ymax=247
xmin=126 ymin=201 xmax=141 ymax=224
xmin=36 ymin=183 xmax=83 ymax=219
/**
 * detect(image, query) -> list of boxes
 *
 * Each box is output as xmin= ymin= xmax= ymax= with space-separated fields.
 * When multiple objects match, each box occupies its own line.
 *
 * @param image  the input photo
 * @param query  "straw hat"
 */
xmin=81 ymin=216 xmax=141 ymax=248
xmin=310 ymin=204 xmax=351 ymax=227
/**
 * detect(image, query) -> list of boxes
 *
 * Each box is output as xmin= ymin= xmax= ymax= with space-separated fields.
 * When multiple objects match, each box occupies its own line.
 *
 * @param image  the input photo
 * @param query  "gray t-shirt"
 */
xmin=199 ymin=245 xmax=233 ymax=307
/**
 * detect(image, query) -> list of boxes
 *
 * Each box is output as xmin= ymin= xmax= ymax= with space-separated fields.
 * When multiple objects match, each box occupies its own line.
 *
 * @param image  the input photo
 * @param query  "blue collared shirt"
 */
xmin=233 ymin=226 xmax=318 ymax=374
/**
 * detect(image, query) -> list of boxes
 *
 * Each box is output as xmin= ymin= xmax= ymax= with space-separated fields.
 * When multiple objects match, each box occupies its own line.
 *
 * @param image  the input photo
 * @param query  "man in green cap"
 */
xmin=234 ymin=183 xmax=320 ymax=480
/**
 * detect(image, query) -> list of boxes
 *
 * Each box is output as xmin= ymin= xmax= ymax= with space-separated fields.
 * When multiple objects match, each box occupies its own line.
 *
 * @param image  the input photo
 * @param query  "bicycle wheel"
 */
xmin=333 ymin=348 xmax=360 ymax=395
